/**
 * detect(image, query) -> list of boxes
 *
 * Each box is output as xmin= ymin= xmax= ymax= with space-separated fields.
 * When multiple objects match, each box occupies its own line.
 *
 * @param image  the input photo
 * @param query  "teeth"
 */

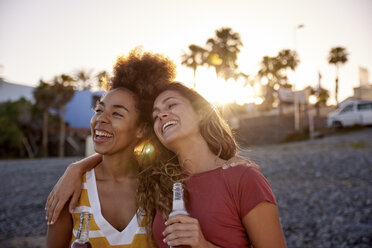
xmin=162 ymin=121 xmax=177 ymax=133
xmin=95 ymin=130 xmax=113 ymax=137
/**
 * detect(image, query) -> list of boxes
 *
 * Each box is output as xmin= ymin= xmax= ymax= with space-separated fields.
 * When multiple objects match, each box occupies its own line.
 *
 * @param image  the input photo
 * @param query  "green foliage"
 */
xmin=95 ymin=70 xmax=110 ymax=91
xmin=52 ymin=74 xmax=75 ymax=108
xmin=309 ymin=86 xmax=330 ymax=106
xmin=258 ymin=49 xmax=299 ymax=110
xmin=33 ymin=80 xmax=54 ymax=109
xmin=328 ymin=47 xmax=348 ymax=65
xmin=206 ymin=27 xmax=243 ymax=80
xmin=328 ymin=46 xmax=349 ymax=105
xmin=181 ymin=27 xmax=243 ymax=83
xmin=0 ymin=116 xmax=23 ymax=150
xmin=181 ymin=44 xmax=208 ymax=88
xmin=0 ymin=99 xmax=29 ymax=157
xmin=74 ymin=69 xmax=93 ymax=90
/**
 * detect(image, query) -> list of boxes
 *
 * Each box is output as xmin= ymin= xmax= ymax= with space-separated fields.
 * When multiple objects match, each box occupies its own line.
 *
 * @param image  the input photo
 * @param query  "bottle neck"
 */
xmin=76 ymin=212 xmax=90 ymax=242
xmin=169 ymin=182 xmax=188 ymax=217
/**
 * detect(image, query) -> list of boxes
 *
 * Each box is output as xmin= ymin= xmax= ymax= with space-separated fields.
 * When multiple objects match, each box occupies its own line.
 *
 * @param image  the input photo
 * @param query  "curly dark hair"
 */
xmin=110 ymin=48 xmax=176 ymax=124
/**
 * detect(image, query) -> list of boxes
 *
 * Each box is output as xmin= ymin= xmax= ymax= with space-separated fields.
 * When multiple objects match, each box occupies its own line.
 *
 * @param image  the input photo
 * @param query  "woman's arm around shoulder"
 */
xmin=45 ymin=153 xmax=102 ymax=224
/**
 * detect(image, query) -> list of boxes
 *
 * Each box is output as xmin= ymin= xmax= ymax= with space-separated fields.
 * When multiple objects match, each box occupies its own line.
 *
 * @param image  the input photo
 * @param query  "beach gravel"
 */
xmin=0 ymin=129 xmax=371 ymax=247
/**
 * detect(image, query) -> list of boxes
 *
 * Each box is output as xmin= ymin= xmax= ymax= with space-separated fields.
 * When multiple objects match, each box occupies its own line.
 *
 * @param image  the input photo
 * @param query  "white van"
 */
xmin=327 ymin=100 xmax=372 ymax=128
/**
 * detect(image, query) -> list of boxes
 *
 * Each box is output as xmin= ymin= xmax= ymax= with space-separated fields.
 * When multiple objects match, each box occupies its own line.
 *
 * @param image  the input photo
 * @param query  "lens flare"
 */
xmin=134 ymin=140 xmax=157 ymax=164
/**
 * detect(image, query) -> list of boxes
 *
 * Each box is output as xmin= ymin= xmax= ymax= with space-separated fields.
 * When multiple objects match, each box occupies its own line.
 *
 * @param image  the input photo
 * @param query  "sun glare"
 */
xmin=192 ymin=68 xmax=261 ymax=106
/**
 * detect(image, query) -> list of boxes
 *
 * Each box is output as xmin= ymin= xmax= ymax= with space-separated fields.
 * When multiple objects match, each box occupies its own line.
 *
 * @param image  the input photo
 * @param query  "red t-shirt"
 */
xmin=152 ymin=164 xmax=277 ymax=247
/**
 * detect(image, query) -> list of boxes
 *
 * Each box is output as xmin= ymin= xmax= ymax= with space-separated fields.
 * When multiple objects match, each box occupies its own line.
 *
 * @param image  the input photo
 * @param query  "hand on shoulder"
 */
xmin=222 ymin=155 xmax=260 ymax=171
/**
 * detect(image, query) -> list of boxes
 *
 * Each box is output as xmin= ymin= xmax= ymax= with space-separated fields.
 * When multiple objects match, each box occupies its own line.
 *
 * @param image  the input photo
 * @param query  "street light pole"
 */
xmin=293 ymin=24 xmax=304 ymax=131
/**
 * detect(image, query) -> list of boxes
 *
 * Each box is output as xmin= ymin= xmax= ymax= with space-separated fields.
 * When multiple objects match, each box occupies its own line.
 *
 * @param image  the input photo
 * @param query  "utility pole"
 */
xmin=293 ymin=24 xmax=304 ymax=131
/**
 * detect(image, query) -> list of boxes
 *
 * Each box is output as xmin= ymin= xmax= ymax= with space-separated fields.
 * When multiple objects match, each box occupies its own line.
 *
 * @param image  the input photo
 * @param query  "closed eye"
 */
xmin=113 ymin=112 xmax=123 ymax=117
xmin=168 ymin=103 xmax=177 ymax=109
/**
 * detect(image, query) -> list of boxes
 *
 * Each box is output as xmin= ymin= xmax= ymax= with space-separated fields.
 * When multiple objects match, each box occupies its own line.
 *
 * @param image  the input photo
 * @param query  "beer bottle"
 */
xmin=71 ymin=212 xmax=92 ymax=248
xmin=169 ymin=182 xmax=189 ymax=248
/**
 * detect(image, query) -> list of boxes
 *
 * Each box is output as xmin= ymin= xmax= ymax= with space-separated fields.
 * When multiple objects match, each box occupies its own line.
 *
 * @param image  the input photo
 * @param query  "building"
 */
xmin=0 ymin=79 xmax=104 ymax=128
xmin=353 ymin=84 xmax=372 ymax=101
xmin=0 ymin=79 xmax=34 ymax=103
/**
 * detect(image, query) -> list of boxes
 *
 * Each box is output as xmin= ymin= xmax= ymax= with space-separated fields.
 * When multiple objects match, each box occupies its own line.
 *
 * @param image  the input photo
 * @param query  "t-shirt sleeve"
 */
xmin=236 ymin=166 xmax=277 ymax=218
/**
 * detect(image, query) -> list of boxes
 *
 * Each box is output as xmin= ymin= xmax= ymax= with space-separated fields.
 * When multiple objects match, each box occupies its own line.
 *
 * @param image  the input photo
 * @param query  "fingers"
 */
xmin=45 ymin=192 xmax=54 ymax=221
xmin=223 ymin=155 xmax=260 ymax=171
xmin=163 ymin=219 xmax=198 ymax=236
xmin=163 ymin=223 xmax=199 ymax=246
xmin=69 ymin=189 xmax=81 ymax=213
xmin=163 ymin=215 xmax=204 ymax=247
xmin=46 ymin=193 xmax=58 ymax=225
xmin=165 ymin=214 xmax=196 ymax=225
xmin=50 ymin=200 xmax=65 ymax=225
xmin=165 ymin=234 xmax=199 ymax=247
xmin=45 ymin=188 xmax=54 ymax=211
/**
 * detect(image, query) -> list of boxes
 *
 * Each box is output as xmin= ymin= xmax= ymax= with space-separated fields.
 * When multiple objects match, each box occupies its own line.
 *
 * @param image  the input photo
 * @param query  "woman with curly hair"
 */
xmin=45 ymin=49 xmax=176 ymax=247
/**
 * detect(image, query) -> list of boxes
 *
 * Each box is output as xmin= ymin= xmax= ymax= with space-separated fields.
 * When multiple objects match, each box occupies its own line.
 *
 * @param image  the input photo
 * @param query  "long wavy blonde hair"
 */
xmin=136 ymin=82 xmax=238 ymax=243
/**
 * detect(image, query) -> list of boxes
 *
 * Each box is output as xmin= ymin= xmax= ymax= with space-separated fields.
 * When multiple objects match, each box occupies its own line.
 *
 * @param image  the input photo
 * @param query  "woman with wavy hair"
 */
xmin=46 ymin=81 xmax=286 ymax=247
xmin=145 ymin=82 xmax=286 ymax=247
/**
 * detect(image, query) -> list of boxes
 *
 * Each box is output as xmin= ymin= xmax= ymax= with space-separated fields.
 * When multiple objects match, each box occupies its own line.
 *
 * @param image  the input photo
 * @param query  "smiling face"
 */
xmin=90 ymin=88 xmax=142 ymax=155
xmin=152 ymin=90 xmax=201 ymax=151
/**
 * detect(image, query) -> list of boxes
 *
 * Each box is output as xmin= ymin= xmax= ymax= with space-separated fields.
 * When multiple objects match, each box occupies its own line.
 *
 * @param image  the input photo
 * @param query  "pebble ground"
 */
xmin=0 ymin=129 xmax=371 ymax=247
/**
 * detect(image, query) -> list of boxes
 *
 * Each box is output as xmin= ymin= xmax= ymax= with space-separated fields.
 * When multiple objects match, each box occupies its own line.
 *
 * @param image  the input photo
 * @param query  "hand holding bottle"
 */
xmin=164 ymin=183 xmax=220 ymax=248
xmin=163 ymin=214 xmax=220 ymax=248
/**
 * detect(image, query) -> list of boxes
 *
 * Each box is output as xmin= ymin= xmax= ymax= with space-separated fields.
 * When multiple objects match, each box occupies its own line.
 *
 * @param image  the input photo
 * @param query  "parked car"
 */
xmin=327 ymin=100 xmax=372 ymax=128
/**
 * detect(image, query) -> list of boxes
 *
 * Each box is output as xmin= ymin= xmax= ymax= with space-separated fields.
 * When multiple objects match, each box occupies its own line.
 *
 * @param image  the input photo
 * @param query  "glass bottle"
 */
xmin=169 ymin=182 xmax=189 ymax=218
xmin=169 ymin=182 xmax=189 ymax=248
xmin=71 ymin=212 xmax=92 ymax=248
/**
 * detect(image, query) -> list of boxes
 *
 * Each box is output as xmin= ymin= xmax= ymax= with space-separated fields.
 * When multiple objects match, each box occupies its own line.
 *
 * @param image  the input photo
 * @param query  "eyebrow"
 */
xmin=98 ymin=101 xmax=130 ymax=112
xmin=152 ymin=97 xmax=176 ymax=113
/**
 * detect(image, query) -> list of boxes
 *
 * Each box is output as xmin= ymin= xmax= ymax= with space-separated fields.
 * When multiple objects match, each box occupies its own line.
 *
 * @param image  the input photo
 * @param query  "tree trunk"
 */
xmin=22 ymin=136 xmax=34 ymax=158
xmin=59 ymin=105 xmax=66 ymax=157
xmin=315 ymin=103 xmax=320 ymax=118
xmin=193 ymin=68 xmax=197 ymax=89
xmin=42 ymin=109 xmax=48 ymax=157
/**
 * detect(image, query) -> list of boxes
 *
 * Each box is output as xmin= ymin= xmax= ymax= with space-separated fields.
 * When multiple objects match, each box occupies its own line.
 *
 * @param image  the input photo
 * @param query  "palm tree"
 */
xmin=311 ymin=86 xmax=330 ymax=118
xmin=52 ymin=74 xmax=75 ymax=157
xmin=74 ymin=69 xmax=93 ymax=90
xmin=95 ymin=70 xmax=110 ymax=91
xmin=33 ymin=80 xmax=54 ymax=157
xmin=257 ymin=56 xmax=280 ymax=111
xmin=258 ymin=49 xmax=300 ymax=111
xmin=328 ymin=47 xmax=349 ymax=106
xmin=181 ymin=44 xmax=208 ymax=89
xmin=206 ymin=27 xmax=243 ymax=80
xmin=276 ymin=49 xmax=300 ymax=82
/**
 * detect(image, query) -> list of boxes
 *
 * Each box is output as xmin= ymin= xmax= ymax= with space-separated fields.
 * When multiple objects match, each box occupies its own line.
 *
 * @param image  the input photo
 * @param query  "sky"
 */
xmin=1 ymin=0 xmax=371 ymax=105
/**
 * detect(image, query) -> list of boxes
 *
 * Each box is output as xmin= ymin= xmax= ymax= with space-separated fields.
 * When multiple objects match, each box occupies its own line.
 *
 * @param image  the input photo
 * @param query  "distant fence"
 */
xmin=235 ymin=114 xmax=327 ymax=146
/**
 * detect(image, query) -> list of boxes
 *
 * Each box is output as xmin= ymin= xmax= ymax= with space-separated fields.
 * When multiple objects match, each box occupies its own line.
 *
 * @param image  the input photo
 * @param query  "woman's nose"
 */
xmin=158 ymin=111 xmax=169 ymax=120
xmin=96 ymin=112 xmax=109 ymax=123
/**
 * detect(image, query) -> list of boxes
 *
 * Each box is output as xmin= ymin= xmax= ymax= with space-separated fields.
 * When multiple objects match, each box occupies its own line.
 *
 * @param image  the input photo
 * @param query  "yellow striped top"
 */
xmin=71 ymin=169 xmax=151 ymax=247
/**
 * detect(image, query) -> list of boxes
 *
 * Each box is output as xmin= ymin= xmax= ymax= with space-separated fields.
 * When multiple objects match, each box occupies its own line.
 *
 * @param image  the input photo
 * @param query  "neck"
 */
xmin=97 ymin=148 xmax=139 ymax=180
xmin=172 ymin=134 xmax=225 ymax=174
